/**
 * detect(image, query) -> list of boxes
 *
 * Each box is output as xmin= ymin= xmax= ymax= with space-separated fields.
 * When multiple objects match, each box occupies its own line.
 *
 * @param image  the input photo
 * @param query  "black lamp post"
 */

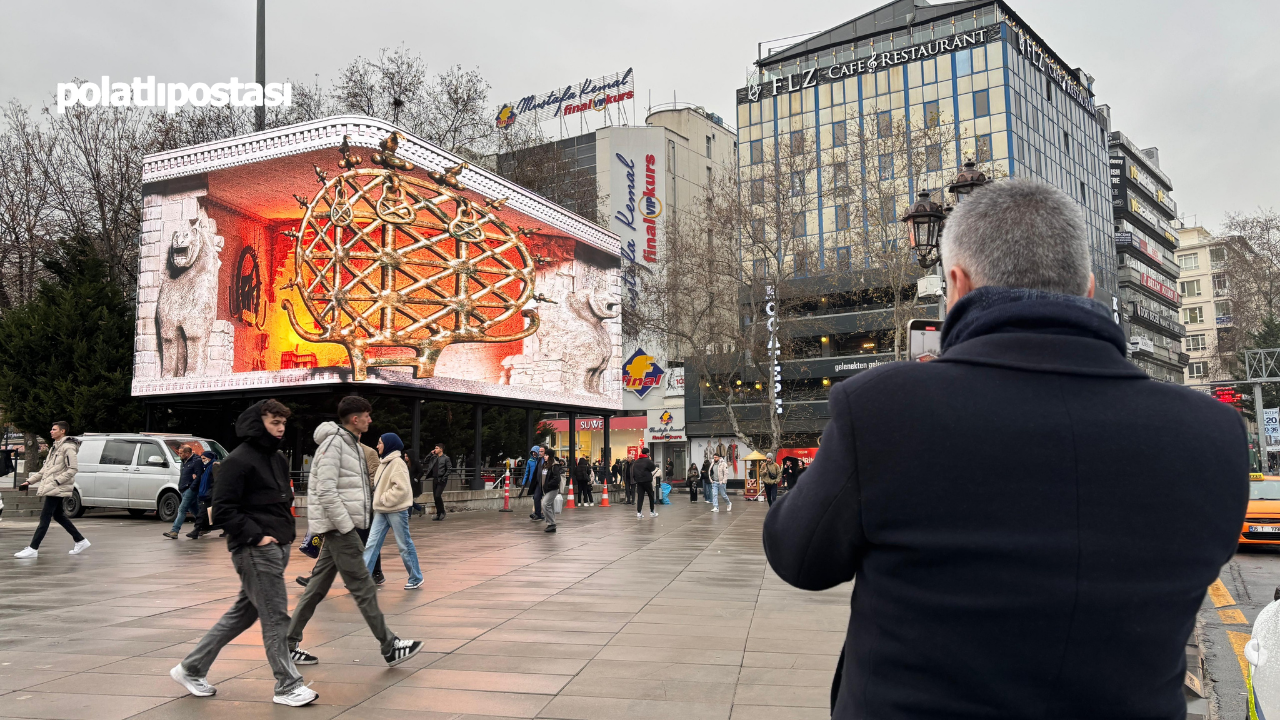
xmin=947 ymin=160 xmax=989 ymax=201
xmin=901 ymin=192 xmax=946 ymax=269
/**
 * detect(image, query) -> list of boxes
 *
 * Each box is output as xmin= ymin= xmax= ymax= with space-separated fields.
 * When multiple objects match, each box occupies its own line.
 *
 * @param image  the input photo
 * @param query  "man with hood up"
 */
xmin=169 ymin=399 xmax=317 ymax=707
xmin=523 ymin=445 xmax=545 ymax=520
xmin=286 ymin=395 xmax=423 ymax=669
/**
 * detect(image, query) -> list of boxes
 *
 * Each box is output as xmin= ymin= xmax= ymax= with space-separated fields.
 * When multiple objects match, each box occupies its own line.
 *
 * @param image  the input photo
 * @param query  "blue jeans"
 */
xmin=709 ymin=483 xmax=730 ymax=508
xmin=362 ymin=510 xmax=423 ymax=585
xmin=171 ymin=487 xmax=199 ymax=532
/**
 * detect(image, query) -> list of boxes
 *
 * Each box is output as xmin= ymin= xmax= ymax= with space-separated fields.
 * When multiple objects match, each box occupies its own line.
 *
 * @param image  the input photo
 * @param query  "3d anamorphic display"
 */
xmin=133 ymin=129 xmax=622 ymax=408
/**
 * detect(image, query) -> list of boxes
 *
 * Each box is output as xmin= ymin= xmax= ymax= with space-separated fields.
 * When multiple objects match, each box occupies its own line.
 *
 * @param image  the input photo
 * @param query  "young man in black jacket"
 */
xmin=631 ymin=449 xmax=657 ymax=518
xmin=169 ymin=399 xmax=318 ymax=708
xmin=540 ymin=450 xmax=563 ymax=533
xmin=763 ymin=179 xmax=1249 ymax=719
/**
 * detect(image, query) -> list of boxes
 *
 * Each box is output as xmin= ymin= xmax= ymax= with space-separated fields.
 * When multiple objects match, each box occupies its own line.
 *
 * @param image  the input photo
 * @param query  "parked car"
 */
xmin=64 ymin=433 xmax=227 ymax=522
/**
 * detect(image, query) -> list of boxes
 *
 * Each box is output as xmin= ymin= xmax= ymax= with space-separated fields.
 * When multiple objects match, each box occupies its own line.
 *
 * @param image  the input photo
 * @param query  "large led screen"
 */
xmin=133 ymin=117 xmax=623 ymax=410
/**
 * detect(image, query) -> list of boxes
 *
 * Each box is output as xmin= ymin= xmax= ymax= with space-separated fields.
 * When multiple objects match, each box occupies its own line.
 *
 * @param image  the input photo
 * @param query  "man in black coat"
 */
xmin=164 ymin=446 xmax=205 ymax=539
xmin=170 ymin=399 xmax=317 ymax=707
xmin=763 ymin=179 xmax=1249 ymax=720
xmin=422 ymin=443 xmax=452 ymax=521
xmin=631 ymin=448 xmax=657 ymax=517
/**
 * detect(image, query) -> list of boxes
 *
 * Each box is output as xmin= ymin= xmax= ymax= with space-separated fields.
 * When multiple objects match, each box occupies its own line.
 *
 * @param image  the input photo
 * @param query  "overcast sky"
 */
xmin=1 ymin=0 xmax=1273 ymax=230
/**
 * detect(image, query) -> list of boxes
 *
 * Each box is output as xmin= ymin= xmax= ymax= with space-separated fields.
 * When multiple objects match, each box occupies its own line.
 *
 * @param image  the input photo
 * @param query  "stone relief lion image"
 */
xmin=156 ymin=205 xmax=224 ymax=377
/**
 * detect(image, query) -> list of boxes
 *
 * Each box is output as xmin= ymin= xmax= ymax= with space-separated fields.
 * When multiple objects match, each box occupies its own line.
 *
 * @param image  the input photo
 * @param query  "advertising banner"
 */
xmin=1265 ymin=408 xmax=1280 ymax=452
xmin=645 ymin=408 xmax=685 ymax=444
xmin=496 ymin=68 xmax=634 ymax=132
xmin=689 ymin=437 xmax=746 ymax=481
xmin=132 ymin=117 xmax=623 ymax=410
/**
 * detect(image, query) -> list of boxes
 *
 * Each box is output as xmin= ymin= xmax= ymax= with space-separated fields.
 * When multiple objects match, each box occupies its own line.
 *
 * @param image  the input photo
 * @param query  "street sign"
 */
xmin=1265 ymin=408 xmax=1280 ymax=451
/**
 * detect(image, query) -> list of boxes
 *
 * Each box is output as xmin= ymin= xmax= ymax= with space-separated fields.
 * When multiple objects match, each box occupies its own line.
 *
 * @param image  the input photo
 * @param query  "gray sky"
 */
xmin=1 ymin=0 xmax=1273 ymax=230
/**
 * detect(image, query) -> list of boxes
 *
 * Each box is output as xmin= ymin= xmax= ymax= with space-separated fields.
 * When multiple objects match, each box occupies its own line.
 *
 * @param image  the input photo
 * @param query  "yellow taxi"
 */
xmin=1242 ymin=475 xmax=1280 ymax=546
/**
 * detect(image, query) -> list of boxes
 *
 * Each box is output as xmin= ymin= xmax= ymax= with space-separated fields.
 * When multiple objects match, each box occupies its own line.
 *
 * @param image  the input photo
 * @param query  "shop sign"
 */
xmin=737 ymin=28 xmax=994 ymax=104
xmin=623 ymin=348 xmax=665 ymax=398
xmin=1129 ymin=302 xmax=1185 ymax=337
xmin=646 ymin=408 xmax=686 ymax=443
xmin=1265 ymin=408 xmax=1280 ymax=451
xmin=1008 ymin=21 xmax=1094 ymax=111
xmin=496 ymin=68 xmax=634 ymax=128
xmin=766 ymin=285 xmax=782 ymax=414
xmin=1115 ymin=231 xmax=1165 ymax=266
xmin=665 ymin=366 xmax=685 ymax=397
xmin=1139 ymin=271 xmax=1180 ymax=304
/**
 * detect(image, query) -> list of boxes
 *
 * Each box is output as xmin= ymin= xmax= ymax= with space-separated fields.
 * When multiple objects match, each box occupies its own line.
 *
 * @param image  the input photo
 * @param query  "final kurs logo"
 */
xmin=659 ymin=410 xmax=673 ymax=425
xmin=623 ymin=348 xmax=665 ymax=398
xmin=495 ymin=104 xmax=517 ymax=129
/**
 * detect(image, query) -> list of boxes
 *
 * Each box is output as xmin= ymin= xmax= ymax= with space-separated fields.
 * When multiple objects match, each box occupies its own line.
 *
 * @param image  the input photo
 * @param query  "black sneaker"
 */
xmin=383 ymin=638 xmax=423 ymax=667
xmin=185 ymin=531 xmax=200 ymax=539
xmin=545 ymin=525 xmax=557 ymax=533
xmin=296 ymin=576 xmax=310 ymax=587
xmin=290 ymin=647 xmax=318 ymax=665
xmin=373 ymin=572 xmax=386 ymax=586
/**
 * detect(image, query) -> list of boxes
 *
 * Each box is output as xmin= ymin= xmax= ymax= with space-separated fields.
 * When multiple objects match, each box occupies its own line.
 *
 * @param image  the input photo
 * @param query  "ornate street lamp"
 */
xmin=900 ymin=191 xmax=946 ymax=269
xmin=947 ymin=160 xmax=989 ymax=201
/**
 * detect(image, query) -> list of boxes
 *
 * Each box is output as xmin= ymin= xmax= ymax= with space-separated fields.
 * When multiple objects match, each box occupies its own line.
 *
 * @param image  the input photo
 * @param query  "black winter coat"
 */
xmin=212 ymin=401 xmax=296 ymax=551
xmin=630 ymin=455 xmax=655 ymax=485
xmin=542 ymin=460 xmax=564 ymax=493
xmin=178 ymin=455 xmax=204 ymax=492
xmin=763 ymin=287 xmax=1250 ymax=720
xmin=423 ymin=453 xmax=453 ymax=484
xmin=573 ymin=457 xmax=592 ymax=482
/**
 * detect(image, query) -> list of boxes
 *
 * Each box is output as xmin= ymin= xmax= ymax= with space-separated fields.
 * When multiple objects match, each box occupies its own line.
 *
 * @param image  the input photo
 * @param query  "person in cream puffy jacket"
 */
xmin=362 ymin=433 xmax=423 ymax=589
xmin=306 ymin=421 xmax=371 ymax=535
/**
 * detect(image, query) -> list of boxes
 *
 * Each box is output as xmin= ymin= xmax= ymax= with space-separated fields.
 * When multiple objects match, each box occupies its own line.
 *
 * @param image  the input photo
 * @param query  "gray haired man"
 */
xmin=763 ymin=178 xmax=1249 ymax=719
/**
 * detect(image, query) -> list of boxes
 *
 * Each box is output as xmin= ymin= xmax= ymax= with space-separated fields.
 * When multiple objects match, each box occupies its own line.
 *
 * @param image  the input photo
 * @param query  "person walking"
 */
xmin=701 ymin=458 xmax=712 ymax=503
xmin=168 ymin=399 xmax=317 ymax=707
xmin=286 ymin=396 xmax=423 ymax=669
xmin=188 ymin=451 xmax=218 ymax=539
xmin=688 ymin=463 xmax=700 ymax=502
xmin=708 ymin=452 xmax=731 ymax=513
xmin=540 ymin=449 xmax=564 ymax=533
xmin=610 ymin=458 xmax=622 ymax=495
xmin=574 ymin=455 xmax=593 ymax=506
xmin=524 ymin=446 xmax=546 ymax=520
xmin=362 ymin=433 xmax=423 ymax=590
xmin=14 ymin=421 xmax=89 ymax=558
xmin=164 ymin=446 xmax=204 ymax=539
xmin=422 ymin=443 xmax=453 ymax=522
xmin=631 ymin=447 xmax=657 ymax=518
xmin=761 ymin=453 xmax=782 ymax=506
xmin=763 ymin=179 xmax=1251 ymax=719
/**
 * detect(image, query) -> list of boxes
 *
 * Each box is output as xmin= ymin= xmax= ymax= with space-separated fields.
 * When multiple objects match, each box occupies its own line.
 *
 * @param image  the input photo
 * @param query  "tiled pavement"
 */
xmin=0 ymin=495 xmax=849 ymax=720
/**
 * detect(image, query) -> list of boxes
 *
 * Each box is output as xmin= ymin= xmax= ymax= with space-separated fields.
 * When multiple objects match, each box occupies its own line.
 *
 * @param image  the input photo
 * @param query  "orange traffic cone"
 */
xmin=600 ymin=477 xmax=610 ymax=507
xmin=499 ymin=470 xmax=512 ymax=512
xmin=565 ymin=480 xmax=576 ymax=509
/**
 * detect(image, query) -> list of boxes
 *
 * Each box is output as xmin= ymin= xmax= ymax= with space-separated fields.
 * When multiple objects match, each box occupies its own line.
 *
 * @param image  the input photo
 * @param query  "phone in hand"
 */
xmin=908 ymin=319 xmax=942 ymax=362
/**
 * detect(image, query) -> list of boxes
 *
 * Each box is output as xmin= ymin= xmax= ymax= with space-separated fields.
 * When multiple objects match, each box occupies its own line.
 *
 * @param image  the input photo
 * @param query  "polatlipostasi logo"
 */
xmin=56 ymin=76 xmax=292 ymax=114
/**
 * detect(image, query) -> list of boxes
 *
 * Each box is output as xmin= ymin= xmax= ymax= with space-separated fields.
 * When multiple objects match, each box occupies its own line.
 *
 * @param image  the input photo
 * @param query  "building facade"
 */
xmin=1177 ymin=225 xmax=1234 ymax=385
xmin=690 ymin=0 xmax=1116 ymax=446
xmin=1106 ymin=129 xmax=1187 ymax=383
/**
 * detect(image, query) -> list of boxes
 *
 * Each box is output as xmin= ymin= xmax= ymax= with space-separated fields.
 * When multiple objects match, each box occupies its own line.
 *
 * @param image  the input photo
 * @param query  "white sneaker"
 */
xmin=14 ymin=547 xmax=37 ymax=559
xmin=273 ymin=683 xmax=318 ymax=707
xmin=711 ymin=508 xmax=719 ymax=513
xmin=170 ymin=664 xmax=216 ymax=697
xmin=69 ymin=539 xmax=91 ymax=555
xmin=727 ymin=503 xmax=732 ymax=512
xmin=649 ymin=511 xmax=658 ymax=517
xmin=636 ymin=512 xmax=643 ymax=518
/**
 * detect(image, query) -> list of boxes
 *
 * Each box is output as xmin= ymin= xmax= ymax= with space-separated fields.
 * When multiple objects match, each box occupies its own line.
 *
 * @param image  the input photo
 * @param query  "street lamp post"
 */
xmin=900 ymin=159 xmax=991 ymax=320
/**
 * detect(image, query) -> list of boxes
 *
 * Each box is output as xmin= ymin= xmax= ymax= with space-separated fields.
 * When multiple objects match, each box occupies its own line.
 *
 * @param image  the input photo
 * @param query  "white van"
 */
xmin=66 ymin=433 xmax=228 ymax=522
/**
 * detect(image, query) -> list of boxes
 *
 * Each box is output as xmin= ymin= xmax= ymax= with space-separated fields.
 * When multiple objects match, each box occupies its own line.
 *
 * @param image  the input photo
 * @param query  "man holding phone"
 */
xmin=170 ymin=399 xmax=318 ymax=707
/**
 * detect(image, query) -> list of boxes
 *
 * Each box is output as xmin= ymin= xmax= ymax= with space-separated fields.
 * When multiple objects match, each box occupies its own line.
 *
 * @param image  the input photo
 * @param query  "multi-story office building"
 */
xmin=1105 ymin=128 xmax=1187 ymax=383
xmin=688 ymin=0 xmax=1116 ymax=445
xmin=1177 ymin=225 xmax=1233 ymax=385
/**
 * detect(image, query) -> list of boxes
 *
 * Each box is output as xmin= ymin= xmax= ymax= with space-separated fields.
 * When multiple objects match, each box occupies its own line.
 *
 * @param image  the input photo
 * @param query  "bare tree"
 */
xmin=0 ymin=102 xmax=56 ymax=309
xmin=1222 ymin=209 xmax=1280 ymax=341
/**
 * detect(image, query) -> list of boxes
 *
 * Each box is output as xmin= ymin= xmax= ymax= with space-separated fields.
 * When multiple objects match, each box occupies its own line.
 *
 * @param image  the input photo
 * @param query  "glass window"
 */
xmin=1185 ymin=334 xmax=1207 ymax=352
xmin=1188 ymin=361 xmax=1206 ymax=379
xmin=1216 ymin=300 xmax=1232 ymax=319
xmin=878 ymin=153 xmax=893 ymax=180
xmin=831 ymin=164 xmax=848 ymax=190
xmin=836 ymin=245 xmax=852 ymax=268
xmin=976 ymin=134 xmax=993 ymax=162
xmin=100 ymin=440 xmax=139 ymax=466
xmin=1183 ymin=306 xmax=1204 ymax=324
xmin=750 ymin=178 xmax=764 ymax=204
xmin=706 ymin=135 xmax=712 ymax=157
xmin=956 ymin=49 xmax=972 ymax=77
xmin=1213 ymin=273 xmax=1229 ymax=293
xmin=835 ymin=205 xmax=851 ymax=231
xmin=792 ymin=212 xmax=806 ymax=237
xmin=791 ymin=171 xmax=805 ymax=196
xmin=749 ymin=140 xmax=763 ymax=164
xmin=974 ymin=90 xmax=989 ymax=118
xmin=832 ymin=120 xmax=847 ymax=147
xmin=1210 ymin=247 xmax=1227 ymax=269
xmin=924 ymin=100 xmax=940 ymax=128
xmin=137 ymin=441 xmax=168 ymax=468
xmin=878 ymin=111 xmax=892 ymax=137
xmin=1180 ymin=279 xmax=1201 ymax=297
xmin=926 ymin=144 xmax=942 ymax=172
xmin=752 ymin=259 xmax=767 ymax=277
xmin=790 ymin=130 xmax=804 ymax=155
xmin=1178 ymin=253 xmax=1199 ymax=270
xmin=750 ymin=218 xmax=765 ymax=239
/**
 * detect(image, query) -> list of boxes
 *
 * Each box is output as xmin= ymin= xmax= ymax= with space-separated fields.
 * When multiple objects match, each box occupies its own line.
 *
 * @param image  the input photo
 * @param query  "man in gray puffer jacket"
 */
xmin=14 ymin=421 xmax=89 ymax=558
xmin=286 ymin=396 xmax=423 ymax=668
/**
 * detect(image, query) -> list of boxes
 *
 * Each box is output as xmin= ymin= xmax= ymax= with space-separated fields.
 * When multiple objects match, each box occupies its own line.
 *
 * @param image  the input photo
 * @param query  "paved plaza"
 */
xmin=0 ymin=496 xmax=847 ymax=720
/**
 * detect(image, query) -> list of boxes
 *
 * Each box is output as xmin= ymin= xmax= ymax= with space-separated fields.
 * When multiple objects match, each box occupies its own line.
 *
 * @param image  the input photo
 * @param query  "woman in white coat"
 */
xmin=362 ymin=433 xmax=424 ymax=590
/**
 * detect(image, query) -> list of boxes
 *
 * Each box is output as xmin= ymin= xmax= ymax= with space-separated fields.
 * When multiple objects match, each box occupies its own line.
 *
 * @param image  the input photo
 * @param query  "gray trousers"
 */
xmin=183 ymin=543 xmax=301 ymax=694
xmin=287 ymin=528 xmax=395 ymax=655
xmin=543 ymin=489 xmax=559 ymax=527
